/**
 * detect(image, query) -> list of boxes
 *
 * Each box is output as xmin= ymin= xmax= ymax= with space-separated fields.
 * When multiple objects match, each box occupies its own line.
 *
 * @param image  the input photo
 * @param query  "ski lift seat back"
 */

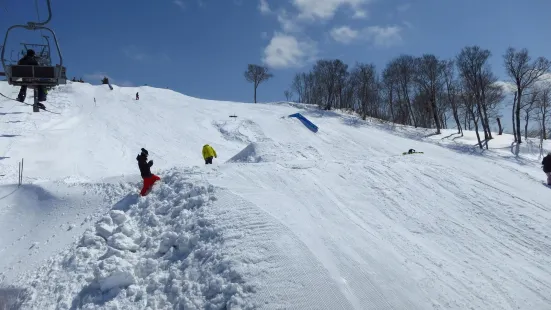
xmin=5 ymin=64 xmax=66 ymax=86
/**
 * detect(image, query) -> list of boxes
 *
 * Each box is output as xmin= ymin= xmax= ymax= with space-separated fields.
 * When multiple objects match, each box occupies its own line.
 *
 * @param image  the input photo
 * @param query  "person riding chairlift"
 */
xmin=16 ymin=49 xmax=47 ymax=109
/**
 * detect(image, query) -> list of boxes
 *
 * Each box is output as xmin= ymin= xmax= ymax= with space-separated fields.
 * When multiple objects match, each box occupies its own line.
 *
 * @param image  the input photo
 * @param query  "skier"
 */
xmin=202 ymin=144 xmax=217 ymax=165
xmin=136 ymin=92 xmax=139 ymax=100
xmin=16 ymin=49 xmax=47 ymax=108
xmin=542 ymin=153 xmax=551 ymax=185
xmin=136 ymin=148 xmax=161 ymax=196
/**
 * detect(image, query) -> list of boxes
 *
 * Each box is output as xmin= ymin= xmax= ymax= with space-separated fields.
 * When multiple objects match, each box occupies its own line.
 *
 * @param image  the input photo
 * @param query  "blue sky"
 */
xmin=1 ymin=0 xmax=550 ymax=105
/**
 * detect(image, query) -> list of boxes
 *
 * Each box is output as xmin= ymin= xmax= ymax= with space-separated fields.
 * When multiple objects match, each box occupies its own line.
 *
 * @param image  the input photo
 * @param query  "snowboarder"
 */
xmin=402 ymin=149 xmax=423 ymax=155
xmin=202 ymin=144 xmax=217 ymax=165
xmin=136 ymin=148 xmax=161 ymax=196
xmin=542 ymin=153 xmax=551 ymax=185
xmin=136 ymin=92 xmax=139 ymax=100
xmin=16 ymin=49 xmax=47 ymax=108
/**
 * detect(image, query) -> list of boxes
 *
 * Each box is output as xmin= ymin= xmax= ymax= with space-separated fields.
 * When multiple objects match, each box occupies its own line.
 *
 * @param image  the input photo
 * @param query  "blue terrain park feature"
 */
xmin=288 ymin=113 xmax=318 ymax=133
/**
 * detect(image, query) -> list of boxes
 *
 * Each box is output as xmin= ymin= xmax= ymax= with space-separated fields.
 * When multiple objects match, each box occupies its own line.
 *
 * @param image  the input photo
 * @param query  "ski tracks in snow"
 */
xmin=210 ymin=189 xmax=356 ymax=310
xmin=212 ymin=143 xmax=551 ymax=309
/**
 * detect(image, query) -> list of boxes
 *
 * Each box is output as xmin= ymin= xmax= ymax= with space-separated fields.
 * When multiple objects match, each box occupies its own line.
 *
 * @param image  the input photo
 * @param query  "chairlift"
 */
xmin=0 ymin=0 xmax=66 ymax=88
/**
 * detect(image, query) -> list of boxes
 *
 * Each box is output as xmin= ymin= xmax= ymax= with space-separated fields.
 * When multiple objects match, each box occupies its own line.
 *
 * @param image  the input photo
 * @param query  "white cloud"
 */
xmin=352 ymin=9 xmax=368 ymax=19
xmin=262 ymin=33 xmax=317 ymax=69
xmin=277 ymin=9 xmax=302 ymax=33
xmin=291 ymin=0 xmax=370 ymax=20
xmin=364 ymin=25 xmax=403 ymax=47
xmin=329 ymin=25 xmax=403 ymax=47
xmin=173 ymin=0 xmax=185 ymax=10
xmin=259 ymin=0 xmax=271 ymax=14
xmin=494 ymin=81 xmax=517 ymax=93
xmin=330 ymin=26 xmax=359 ymax=44
xmin=497 ymin=73 xmax=551 ymax=94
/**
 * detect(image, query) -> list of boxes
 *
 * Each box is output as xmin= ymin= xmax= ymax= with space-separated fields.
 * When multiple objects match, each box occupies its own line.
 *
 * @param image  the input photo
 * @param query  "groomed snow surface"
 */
xmin=0 ymin=81 xmax=550 ymax=309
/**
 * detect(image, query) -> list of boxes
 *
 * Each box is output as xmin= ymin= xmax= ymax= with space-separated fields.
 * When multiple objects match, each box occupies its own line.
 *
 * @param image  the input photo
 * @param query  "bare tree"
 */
xmin=311 ymin=59 xmax=349 ymax=110
xmin=460 ymin=89 xmax=485 ymax=149
xmin=537 ymin=85 xmax=551 ymax=140
xmin=522 ymin=90 xmax=538 ymax=140
xmin=496 ymin=117 xmax=504 ymax=135
xmin=394 ymin=55 xmax=418 ymax=127
xmin=291 ymin=73 xmax=305 ymax=103
xmin=442 ymin=59 xmax=463 ymax=135
xmin=350 ymin=63 xmax=379 ymax=120
xmin=456 ymin=46 xmax=501 ymax=148
xmin=284 ymin=89 xmax=294 ymax=101
xmin=503 ymin=47 xmax=551 ymax=143
xmin=414 ymin=54 xmax=446 ymax=134
xmin=244 ymin=64 xmax=273 ymax=103
xmin=382 ymin=63 xmax=399 ymax=123
xmin=512 ymin=92 xmax=517 ymax=141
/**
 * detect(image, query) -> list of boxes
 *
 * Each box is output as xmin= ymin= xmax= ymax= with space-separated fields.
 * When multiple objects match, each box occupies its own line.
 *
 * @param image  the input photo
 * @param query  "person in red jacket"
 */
xmin=136 ymin=148 xmax=160 ymax=196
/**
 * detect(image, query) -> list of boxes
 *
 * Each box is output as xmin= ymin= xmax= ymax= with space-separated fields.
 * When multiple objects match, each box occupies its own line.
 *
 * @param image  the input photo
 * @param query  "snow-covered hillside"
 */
xmin=0 ymin=81 xmax=550 ymax=309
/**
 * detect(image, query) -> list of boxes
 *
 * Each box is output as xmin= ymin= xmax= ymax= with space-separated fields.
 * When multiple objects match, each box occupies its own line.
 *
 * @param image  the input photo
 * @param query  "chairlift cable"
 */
xmin=34 ymin=0 xmax=45 ymax=39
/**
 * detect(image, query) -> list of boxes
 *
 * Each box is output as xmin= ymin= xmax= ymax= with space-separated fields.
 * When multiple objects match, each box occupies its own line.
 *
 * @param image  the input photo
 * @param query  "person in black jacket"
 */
xmin=136 ymin=148 xmax=161 ymax=196
xmin=542 ymin=153 xmax=551 ymax=185
xmin=16 ymin=49 xmax=47 ymax=107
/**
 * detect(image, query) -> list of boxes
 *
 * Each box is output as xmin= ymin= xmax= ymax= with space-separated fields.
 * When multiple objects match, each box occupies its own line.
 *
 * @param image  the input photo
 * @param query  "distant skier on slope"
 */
xmin=202 ymin=144 xmax=217 ymax=165
xmin=542 ymin=153 xmax=551 ymax=185
xmin=136 ymin=92 xmax=139 ymax=100
xmin=136 ymin=148 xmax=161 ymax=196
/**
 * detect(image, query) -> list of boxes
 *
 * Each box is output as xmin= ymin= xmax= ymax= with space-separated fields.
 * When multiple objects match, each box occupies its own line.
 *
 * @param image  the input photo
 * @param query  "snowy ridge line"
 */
xmin=19 ymin=168 xmax=255 ymax=310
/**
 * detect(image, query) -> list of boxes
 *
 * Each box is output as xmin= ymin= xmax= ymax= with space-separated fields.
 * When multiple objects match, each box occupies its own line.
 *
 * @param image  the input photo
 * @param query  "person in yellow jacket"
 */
xmin=202 ymin=144 xmax=217 ymax=165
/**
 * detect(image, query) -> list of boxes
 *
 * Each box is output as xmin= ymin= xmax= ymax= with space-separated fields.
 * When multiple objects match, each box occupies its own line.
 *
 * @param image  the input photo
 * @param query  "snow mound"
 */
xmin=21 ymin=168 xmax=254 ymax=310
xmin=227 ymin=141 xmax=320 ymax=163
xmin=212 ymin=119 xmax=267 ymax=144
xmin=0 ymin=182 xmax=123 ymax=283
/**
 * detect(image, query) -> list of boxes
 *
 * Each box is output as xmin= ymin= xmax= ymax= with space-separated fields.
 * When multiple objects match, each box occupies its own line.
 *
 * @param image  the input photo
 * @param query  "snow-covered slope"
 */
xmin=0 ymin=81 xmax=550 ymax=309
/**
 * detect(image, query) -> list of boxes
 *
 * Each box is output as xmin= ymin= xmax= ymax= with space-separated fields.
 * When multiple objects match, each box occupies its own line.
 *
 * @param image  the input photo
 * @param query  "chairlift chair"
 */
xmin=0 ymin=0 xmax=66 ymax=88
xmin=0 ymin=0 xmax=66 ymax=112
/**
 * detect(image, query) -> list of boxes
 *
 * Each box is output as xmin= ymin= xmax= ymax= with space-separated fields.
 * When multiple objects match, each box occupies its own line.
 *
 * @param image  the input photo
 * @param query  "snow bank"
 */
xmin=227 ymin=141 xmax=320 ymax=163
xmin=20 ymin=168 xmax=254 ymax=310
xmin=0 ymin=182 xmax=125 ymax=284
xmin=212 ymin=119 xmax=267 ymax=144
